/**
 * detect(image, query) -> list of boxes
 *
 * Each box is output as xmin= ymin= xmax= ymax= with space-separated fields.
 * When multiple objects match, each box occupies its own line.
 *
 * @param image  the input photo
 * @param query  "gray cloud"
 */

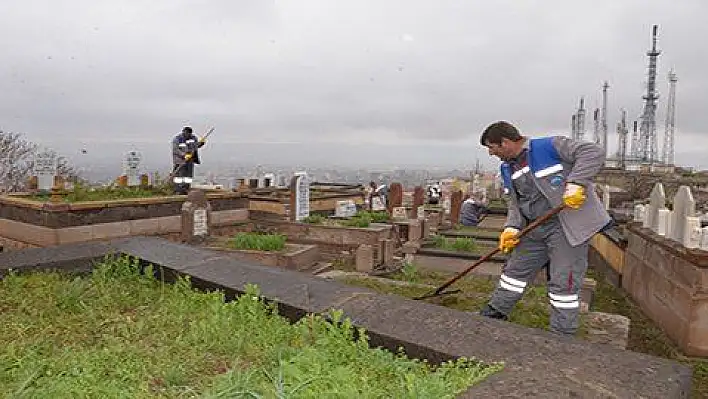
xmin=1 ymin=0 xmax=706 ymax=168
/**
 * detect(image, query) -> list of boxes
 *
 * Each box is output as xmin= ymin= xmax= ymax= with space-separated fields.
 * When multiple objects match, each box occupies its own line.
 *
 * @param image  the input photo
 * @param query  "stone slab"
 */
xmin=0 ymin=237 xmax=692 ymax=398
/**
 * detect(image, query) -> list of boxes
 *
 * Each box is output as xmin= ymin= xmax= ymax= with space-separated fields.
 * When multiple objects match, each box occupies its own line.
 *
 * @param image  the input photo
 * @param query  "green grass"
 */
xmin=302 ymin=211 xmax=389 ymax=228
xmin=227 ymin=233 xmax=287 ymax=252
xmin=0 ymin=256 xmax=502 ymax=397
xmin=301 ymin=215 xmax=326 ymax=224
xmin=429 ymin=235 xmax=481 ymax=253
xmin=22 ymin=182 xmax=174 ymax=202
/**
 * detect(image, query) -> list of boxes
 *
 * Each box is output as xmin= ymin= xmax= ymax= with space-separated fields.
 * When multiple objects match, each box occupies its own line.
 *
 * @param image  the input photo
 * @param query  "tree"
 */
xmin=0 ymin=129 xmax=80 ymax=193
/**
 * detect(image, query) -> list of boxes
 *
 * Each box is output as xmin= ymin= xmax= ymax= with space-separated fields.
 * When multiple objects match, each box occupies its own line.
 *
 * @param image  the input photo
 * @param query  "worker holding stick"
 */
xmin=171 ymin=126 xmax=208 ymax=195
xmin=478 ymin=121 xmax=611 ymax=336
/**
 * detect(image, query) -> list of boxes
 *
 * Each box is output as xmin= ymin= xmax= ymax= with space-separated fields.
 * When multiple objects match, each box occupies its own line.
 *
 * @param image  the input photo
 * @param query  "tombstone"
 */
xmin=277 ymin=175 xmax=287 ymax=188
xmin=355 ymin=244 xmax=374 ymax=273
xmin=603 ymin=184 xmax=611 ymax=211
xmin=335 ymin=200 xmax=357 ymax=218
xmin=33 ymin=153 xmax=57 ymax=191
xmin=642 ymin=205 xmax=652 ymax=228
xmin=289 ymin=172 xmax=310 ymax=222
xmin=647 ymin=183 xmax=666 ymax=232
xmin=371 ymin=196 xmax=385 ymax=211
xmin=656 ymin=208 xmax=671 ymax=236
xmin=633 ymin=204 xmax=645 ymax=223
xmin=450 ymin=190 xmax=463 ymax=224
xmin=700 ymin=227 xmax=708 ymax=251
xmin=416 ymin=206 xmax=425 ymax=220
xmin=263 ymin=173 xmax=275 ymax=188
xmin=249 ymin=179 xmax=259 ymax=189
xmin=683 ymin=216 xmax=702 ymax=249
xmin=387 ymin=183 xmax=403 ymax=215
xmin=392 ymin=207 xmax=408 ymax=220
xmin=412 ymin=186 xmax=425 ymax=216
xmin=669 ymin=186 xmax=696 ymax=244
xmin=442 ymin=198 xmax=451 ymax=215
xmin=181 ymin=189 xmax=212 ymax=244
xmin=123 ymin=150 xmax=142 ymax=187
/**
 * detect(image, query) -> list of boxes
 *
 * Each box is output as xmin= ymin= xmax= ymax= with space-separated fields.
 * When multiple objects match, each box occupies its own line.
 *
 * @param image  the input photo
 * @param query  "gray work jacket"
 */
xmin=504 ymin=136 xmax=611 ymax=247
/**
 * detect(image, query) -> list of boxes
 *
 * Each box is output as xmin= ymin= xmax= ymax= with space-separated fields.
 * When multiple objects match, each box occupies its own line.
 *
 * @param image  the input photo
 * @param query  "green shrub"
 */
xmin=227 ymin=232 xmax=287 ymax=251
xmin=301 ymin=214 xmax=325 ymax=224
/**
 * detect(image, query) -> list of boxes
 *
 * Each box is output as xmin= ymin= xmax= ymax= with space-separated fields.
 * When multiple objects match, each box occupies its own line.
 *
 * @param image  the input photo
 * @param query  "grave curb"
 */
xmin=0 ymin=237 xmax=692 ymax=398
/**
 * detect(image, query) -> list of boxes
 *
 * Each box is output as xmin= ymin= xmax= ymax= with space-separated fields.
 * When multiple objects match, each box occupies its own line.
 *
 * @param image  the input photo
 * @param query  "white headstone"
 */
xmin=443 ymin=198 xmax=451 ymax=214
xmin=392 ymin=207 xmax=408 ymax=219
xmin=683 ymin=216 xmax=702 ymax=249
xmin=371 ymin=196 xmax=385 ymax=211
xmin=603 ymin=184 xmax=611 ymax=211
xmin=193 ymin=208 xmax=208 ymax=236
xmin=647 ymin=183 xmax=666 ymax=231
xmin=123 ymin=150 xmax=142 ymax=187
xmin=335 ymin=200 xmax=357 ymax=218
xmin=670 ymin=186 xmax=696 ymax=243
xmin=293 ymin=172 xmax=310 ymax=221
xmin=642 ymin=205 xmax=652 ymax=228
xmin=417 ymin=206 xmax=425 ymax=219
xmin=656 ymin=208 xmax=671 ymax=236
xmin=634 ymin=204 xmax=645 ymax=222
xmin=263 ymin=173 xmax=275 ymax=188
xmin=33 ymin=153 xmax=57 ymax=191
xmin=700 ymin=227 xmax=708 ymax=251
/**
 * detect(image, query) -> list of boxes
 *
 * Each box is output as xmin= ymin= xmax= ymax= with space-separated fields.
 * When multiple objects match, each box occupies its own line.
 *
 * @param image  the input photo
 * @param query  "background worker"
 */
xmin=477 ymin=121 xmax=610 ymax=336
xmin=459 ymin=194 xmax=486 ymax=226
xmin=171 ymin=126 xmax=206 ymax=195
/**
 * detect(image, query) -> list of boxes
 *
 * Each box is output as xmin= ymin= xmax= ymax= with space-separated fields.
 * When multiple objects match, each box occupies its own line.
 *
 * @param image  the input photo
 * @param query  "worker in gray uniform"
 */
xmin=477 ymin=121 xmax=610 ymax=336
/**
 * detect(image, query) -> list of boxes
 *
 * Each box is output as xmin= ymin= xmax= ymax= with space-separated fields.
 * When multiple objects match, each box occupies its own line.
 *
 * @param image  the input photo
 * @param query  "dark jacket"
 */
xmin=172 ymin=133 xmax=204 ymax=165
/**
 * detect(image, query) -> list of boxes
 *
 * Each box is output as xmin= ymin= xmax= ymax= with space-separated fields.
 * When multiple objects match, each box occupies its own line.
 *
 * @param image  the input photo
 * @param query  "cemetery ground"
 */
xmin=20 ymin=182 xmax=175 ymax=203
xmin=325 ymin=257 xmax=708 ymax=397
xmin=0 ymin=256 xmax=502 ymax=398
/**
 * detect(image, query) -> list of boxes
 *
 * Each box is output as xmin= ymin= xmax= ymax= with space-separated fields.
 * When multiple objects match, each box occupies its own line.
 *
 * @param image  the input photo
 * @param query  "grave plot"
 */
xmin=0 ymin=237 xmax=691 ymax=398
xmin=0 ymin=256 xmax=500 ymax=397
xmin=0 ymin=185 xmax=248 ymax=249
xmin=204 ymin=232 xmax=320 ymax=271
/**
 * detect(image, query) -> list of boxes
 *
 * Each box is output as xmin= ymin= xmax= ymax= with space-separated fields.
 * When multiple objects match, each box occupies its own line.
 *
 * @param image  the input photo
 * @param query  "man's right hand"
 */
xmin=499 ymin=227 xmax=520 ymax=253
xmin=184 ymin=153 xmax=193 ymax=161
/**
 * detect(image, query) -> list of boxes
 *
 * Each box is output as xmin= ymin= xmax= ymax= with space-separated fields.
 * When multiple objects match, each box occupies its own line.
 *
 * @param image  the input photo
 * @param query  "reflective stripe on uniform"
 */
xmin=534 ymin=163 xmax=563 ymax=178
xmin=499 ymin=274 xmax=527 ymax=294
xmin=178 ymin=143 xmax=187 ymax=148
xmin=503 ymin=188 xmax=510 ymax=194
xmin=549 ymin=292 xmax=579 ymax=309
xmin=173 ymin=177 xmax=184 ymax=183
xmin=511 ymin=166 xmax=530 ymax=180
xmin=183 ymin=177 xmax=193 ymax=183
xmin=186 ymin=139 xmax=196 ymax=144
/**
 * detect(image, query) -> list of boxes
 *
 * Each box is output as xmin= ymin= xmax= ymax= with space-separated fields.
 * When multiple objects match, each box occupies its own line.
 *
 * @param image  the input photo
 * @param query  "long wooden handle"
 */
xmin=429 ymin=204 xmax=566 ymax=296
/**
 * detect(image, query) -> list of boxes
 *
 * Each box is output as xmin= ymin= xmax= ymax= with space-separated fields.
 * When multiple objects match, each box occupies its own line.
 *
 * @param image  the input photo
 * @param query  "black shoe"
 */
xmin=479 ymin=304 xmax=508 ymax=321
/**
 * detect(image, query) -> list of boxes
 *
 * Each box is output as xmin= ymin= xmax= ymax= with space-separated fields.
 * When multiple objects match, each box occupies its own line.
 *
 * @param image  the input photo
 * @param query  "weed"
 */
xmin=301 ymin=215 xmax=325 ymax=224
xmin=227 ymin=233 xmax=287 ymax=252
xmin=430 ymin=235 xmax=479 ymax=253
xmin=0 ymin=257 xmax=502 ymax=397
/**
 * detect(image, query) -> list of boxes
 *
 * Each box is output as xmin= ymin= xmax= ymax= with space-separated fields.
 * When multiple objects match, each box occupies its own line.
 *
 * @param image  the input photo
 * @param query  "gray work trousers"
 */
xmin=488 ymin=217 xmax=589 ymax=335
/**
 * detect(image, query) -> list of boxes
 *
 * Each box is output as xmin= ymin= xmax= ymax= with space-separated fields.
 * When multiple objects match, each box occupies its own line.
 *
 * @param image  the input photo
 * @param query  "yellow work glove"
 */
xmin=184 ymin=153 xmax=193 ymax=161
xmin=563 ymin=183 xmax=586 ymax=209
xmin=499 ymin=227 xmax=520 ymax=254
xmin=198 ymin=137 xmax=206 ymax=146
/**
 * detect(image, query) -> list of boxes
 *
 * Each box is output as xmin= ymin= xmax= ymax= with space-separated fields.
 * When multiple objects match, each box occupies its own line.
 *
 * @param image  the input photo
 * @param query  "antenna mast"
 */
xmin=638 ymin=24 xmax=661 ymax=163
xmin=661 ymin=70 xmax=678 ymax=165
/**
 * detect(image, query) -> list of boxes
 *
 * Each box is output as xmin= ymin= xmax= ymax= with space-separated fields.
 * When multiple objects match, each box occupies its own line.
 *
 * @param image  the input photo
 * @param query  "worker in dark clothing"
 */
xmin=459 ymin=194 xmax=486 ymax=226
xmin=172 ymin=126 xmax=206 ymax=194
xmin=478 ymin=121 xmax=610 ymax=336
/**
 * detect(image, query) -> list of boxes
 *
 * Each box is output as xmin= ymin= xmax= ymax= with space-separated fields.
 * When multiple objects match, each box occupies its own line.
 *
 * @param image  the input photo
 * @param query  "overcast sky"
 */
xmin=2 ymin=0 xmax=707 ymax=170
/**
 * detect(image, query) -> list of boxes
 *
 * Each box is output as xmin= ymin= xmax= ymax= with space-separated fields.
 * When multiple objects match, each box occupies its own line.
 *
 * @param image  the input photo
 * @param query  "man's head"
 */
xmin=182 ymin=126 xmax=193 ymax=137
xmin=480 ymin=121 xmax=525 ymax=162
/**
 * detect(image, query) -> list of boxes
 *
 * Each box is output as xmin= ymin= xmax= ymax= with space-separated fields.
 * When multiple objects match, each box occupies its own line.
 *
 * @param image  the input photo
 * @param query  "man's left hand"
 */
xmin=563 ymin=183 xmax=585 ymax=209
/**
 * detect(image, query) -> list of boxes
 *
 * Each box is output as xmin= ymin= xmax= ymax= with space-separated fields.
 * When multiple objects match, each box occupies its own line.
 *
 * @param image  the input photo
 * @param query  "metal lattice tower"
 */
xmin=576 ymin=97 xmax=586 ymax=141
xmin=637 ymin=25 xmax=661 ymax=163
xmin=571 ymin=114 xmax=577 ymax=139
xmin=661 ymin=70 xmax=678 ymax=165
xmin=601 ymin=81 xmax=609 ymax=154
xmin=616 ymin=109 xmax=628 ymax=169
xmin=593 ymin=108 xmax=600 ymax=144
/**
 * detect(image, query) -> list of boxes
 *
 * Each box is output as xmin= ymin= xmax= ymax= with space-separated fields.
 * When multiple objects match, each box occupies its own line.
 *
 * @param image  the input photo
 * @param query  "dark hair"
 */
xmin=182 ymin=126 xmax=193 ymax=134
xmin=480 ymin=121 xmax=522 ymax=146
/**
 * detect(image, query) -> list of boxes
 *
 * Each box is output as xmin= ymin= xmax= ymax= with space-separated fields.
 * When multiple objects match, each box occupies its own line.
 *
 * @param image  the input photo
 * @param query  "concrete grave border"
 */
xmin=0 ymin=237 xmax=692 ymax=398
